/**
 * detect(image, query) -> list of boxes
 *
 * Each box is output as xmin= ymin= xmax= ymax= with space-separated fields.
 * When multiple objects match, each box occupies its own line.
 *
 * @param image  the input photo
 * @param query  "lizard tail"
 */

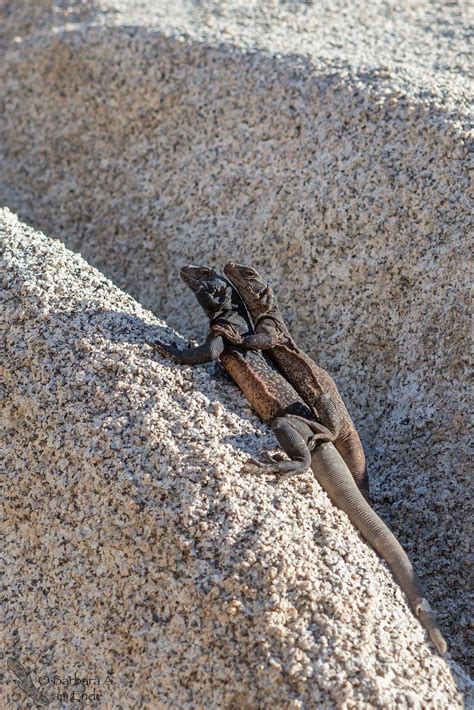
xmin=414 ymin=599 xmax=448 ymax=653
xmin=311 ymin=442 xmax=448 ymax=654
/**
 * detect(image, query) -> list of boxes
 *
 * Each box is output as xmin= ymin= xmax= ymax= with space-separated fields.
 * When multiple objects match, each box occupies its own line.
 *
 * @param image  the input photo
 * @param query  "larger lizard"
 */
xmin=153 ymin=265 xmax=447 ymax=653
xmin=220 ymin=263 xmax=370 ymax=500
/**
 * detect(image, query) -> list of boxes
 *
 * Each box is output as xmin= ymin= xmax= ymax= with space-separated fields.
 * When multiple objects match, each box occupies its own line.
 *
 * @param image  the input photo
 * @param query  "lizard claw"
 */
xmin=241 ymin=462 xmax=309 ymax=480
xmin=153 ymin=340 xmax=182 ymax=360
xmin=211 ymin=323 xmax=243 ymax=345
xmin=240 ymin=458 xmax=272 ymax=475
xmin=241 ymin=451 xmax=287 ymax=474
xmin=241 ymin=462 xmax=274 ymax=475
xmin=262 ymin=451 xmax=287 ymax=463
xmin=241 ymin=459 xmax=296 ymax=477
xmin=153 ymin=339 xmax=172 ymax=352
xmin=241 ymin=456 xmax=262 ymax=467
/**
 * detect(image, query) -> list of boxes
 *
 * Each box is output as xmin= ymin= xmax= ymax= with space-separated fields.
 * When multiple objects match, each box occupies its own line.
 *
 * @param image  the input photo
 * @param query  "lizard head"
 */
xmin=180 ymin=265 xmax=233 ymax=316
xmin=224 ymin=263 xmax=275 ymax=318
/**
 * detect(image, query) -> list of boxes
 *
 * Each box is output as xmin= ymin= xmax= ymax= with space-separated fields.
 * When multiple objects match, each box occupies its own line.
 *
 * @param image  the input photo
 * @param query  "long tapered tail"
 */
xmin=311 ymin=443 xmax=447 ymax=653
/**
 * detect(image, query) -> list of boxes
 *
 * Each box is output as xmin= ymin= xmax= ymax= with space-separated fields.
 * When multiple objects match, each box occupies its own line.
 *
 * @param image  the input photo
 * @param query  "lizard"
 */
xmin=217 ymin=263 xmax=370 ymax=500
xmin=153 ymin=265 xmax=447 ymax=654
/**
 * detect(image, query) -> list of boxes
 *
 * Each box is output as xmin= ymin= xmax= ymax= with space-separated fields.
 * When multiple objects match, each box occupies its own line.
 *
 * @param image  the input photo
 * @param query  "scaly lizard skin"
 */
xmin=153 ymin=265 xmax=447 ymax=653
xmin=155 ymin=266 xmax=335 ymax=477
xmin=221 ymin=263 xmax=370 ymax=500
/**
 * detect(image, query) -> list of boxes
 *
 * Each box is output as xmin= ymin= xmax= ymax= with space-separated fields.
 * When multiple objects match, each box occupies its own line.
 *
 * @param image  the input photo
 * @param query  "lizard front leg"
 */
xmin=212 ymin=323 xmax=281 ymax=350
xmin=154 ymin=334 xmax=225 ymax=365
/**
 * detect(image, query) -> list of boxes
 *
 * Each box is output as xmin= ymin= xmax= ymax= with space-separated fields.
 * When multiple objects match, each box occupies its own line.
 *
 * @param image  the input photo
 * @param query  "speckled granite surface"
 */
xmin=1 ymin=0 xmax=472 ymax=704
xmin=1 ymin=207 xmax=471 ymax=707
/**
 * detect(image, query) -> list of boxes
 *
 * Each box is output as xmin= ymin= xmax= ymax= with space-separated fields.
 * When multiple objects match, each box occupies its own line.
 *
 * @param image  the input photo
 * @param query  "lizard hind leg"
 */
xmin=313 ymin=392 xmax=342 ymax=436
xmin=305 ymin=392 xmax=343 ymax=451
xmin=241 ymin=417 xmax=312 ymax=479
xmin=287 ymin=393 xmax=342 ymax=451
xmin=314 ymin=394 xmax=369 ymax=499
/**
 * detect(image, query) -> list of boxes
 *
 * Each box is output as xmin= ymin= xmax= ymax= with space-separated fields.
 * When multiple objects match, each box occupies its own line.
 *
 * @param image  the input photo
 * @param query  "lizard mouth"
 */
xmin=180 ymin=265 xmax=213 ymax=290
xmin=223 ymin=262 xmax=243 ymax=284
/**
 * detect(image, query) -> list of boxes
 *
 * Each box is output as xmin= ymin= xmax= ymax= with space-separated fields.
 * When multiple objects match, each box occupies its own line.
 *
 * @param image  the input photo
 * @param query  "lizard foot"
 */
xmin=241 ymin=458 xmax=310 ymax=480
xmin=153 ymin=341 xmax=182 ymax=360
xmin=154 ymin=338 xmax=176 ymax=350
xmin=240 ymin=450 xmax=288 ymax=474
xmin=241 ymin=463 xmax=278 ymax=476
xmin=262 ymin=451 xmax=287 ymax=464
xmin=240 ymin=459 xmax=281 ymax=475
xmin=153 ymin=339 xmax=196 ymax=360
xmin=210 ymin=323 xmax=243 ymax=344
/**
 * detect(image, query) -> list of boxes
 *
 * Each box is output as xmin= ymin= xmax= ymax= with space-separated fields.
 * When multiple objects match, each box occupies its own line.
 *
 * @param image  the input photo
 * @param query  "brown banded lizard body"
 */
xmin=221 ymin=263 xmax=369 ymax=500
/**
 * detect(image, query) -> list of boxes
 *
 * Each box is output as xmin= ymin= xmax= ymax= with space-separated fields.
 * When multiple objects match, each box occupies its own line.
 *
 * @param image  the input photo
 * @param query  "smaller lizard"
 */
xmin=155 ymin=265 xmax=335 ymax=478
xmin=220 ymin=263 xmax=370 ymax=500
xmin=153 ymin=265 xmax=447 ymax=653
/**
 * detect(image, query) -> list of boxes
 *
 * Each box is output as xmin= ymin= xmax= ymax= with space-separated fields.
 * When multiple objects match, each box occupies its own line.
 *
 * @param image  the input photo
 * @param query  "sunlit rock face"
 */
xmin=1 ymin=0 xmax=471 ymax=704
